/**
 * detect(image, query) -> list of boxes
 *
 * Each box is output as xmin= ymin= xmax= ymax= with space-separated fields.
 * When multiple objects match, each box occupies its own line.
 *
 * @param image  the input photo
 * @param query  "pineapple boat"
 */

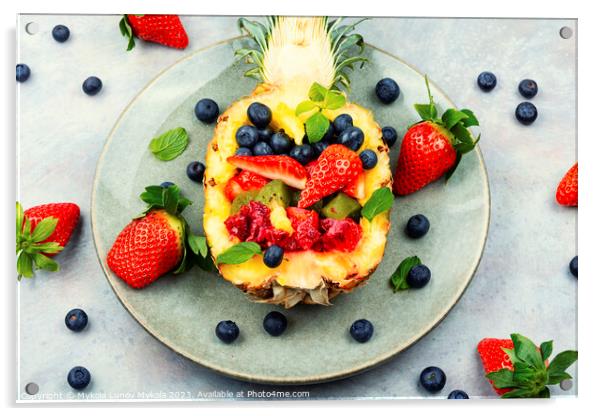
xmin=203 ymin=17 xmax=393 ymax=308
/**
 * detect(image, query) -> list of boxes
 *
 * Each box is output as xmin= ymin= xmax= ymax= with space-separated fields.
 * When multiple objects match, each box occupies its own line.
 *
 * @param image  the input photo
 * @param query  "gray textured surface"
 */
xmin=17 ymin=15 xmax=577 ymax=400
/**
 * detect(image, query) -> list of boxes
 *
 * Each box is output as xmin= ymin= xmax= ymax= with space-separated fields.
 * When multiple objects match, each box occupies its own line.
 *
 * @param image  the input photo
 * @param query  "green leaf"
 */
xmin=140 ymin=186 xmax=164 ymax=206
xmin=16 ymin=202 xmax=24 ymax=236
xmin=414 ymin=104 xmax=435 ymax=121
xmin=486 ymin=369 xmax=517 ymax=389
xmin=31 ymin=242 xmax=64 ymax=254
xmin=445 ymin=152 xmax=462 ymax=181
xmin=460 ymin=108 xmax=479 ymax=127
xmin=162 ymin=185 xmax=180 ymax=215
xmin=17 ymin=251 xmax=34 ymax=280
xmin=324 ymin=90 xmax=346 ymax=110
xmin=196 ymin=253 xmax=218 ymax=273
xmin=308 ymin=82 xmax=328 ymax=102
xmin=511 ymin=333 xmax=546 ymax=370
xmin=31 ymin=217 xmax=58 ymax=243
xmin=500 ymin=387 xmax=535 ymax=399
xmin=305 ymin=112 xmax=331 ymax=143
xmin=442 ymin=108 xmax=469 ymax=130
xmin=173 ymin=243 xmax=188 ymax=275
xmin=548 ymin=371 xmax=572 ymax=385
xmin=537 ymin=387 xmax=551 ymax=398
xmin=22 ymin=217 xmax=32 ymax=239
xmin=119 ymin=15 xmax=136 ymax=51
xmin=361 ymin=187 xmax=394 ymax=221
xmin=188 ymin=234 xmax=208 ymax=258
xmin=390 ymin=256 xmax=421 ymax=292
xmin=295 ymin=100 xmax=318 ymax=116
xmin=502 ymin=347 xmax=520 ymax=366
xmin=216 ymin=242 xmax=262 ymax=265
xmin=540 ymin=340 xmax=553 ymax=362
xmin=148 ymin=127 xmax=189 ymax=161
xmin=32 ymin=253 xmax=60 ymax=272
xmin=547 ymin=350 xmax=578 ymax=379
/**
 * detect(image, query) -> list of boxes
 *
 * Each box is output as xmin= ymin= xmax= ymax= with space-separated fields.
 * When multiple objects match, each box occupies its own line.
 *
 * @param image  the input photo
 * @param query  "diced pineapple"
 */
xmin=271 ymin=103 xmax=305 ymax=145
xmin=269 ymin=203 xmax=293 ymax=235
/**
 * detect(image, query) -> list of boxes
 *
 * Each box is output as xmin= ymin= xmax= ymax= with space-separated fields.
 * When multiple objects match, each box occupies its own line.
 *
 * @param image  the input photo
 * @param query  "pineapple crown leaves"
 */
xmin=486 ymin=333 xmax=578 ymax=399
xmin=296 ymin=82 xmax=346 ymax=142
xmin=137 ymin=184 xmax=215 ymax=274
xmin=16 ymin=202 xmax=63 ymax=280
xmin=119 ymin=15 xmax=138 ymax=51
xmin=413 ymin=75 xmax=481 ymax=180
xmin=235 ymin=16 xmax=368 ymax=91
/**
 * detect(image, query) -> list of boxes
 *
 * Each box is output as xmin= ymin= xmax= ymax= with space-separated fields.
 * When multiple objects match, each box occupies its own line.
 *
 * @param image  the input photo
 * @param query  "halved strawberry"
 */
xmin=298 ymin=144 xmax=362 ymax=208
xmin=227 ymin=155 xmax=307 ymax=189
xmin=224 ymin=170 xmax=269 ymax=202
xmin=556 ymin=163 xmax=577 ymax=206
xmin=343 ymin=172 xmax=366 ymax=200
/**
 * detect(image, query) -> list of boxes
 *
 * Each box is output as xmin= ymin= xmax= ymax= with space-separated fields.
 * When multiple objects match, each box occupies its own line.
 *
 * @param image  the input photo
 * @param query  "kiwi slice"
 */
xmin=230 ymin=189 xmax=259 ymax=214
xmin=321 ymin=193 xmax=361 ymax=220
xmin=254 ymin=180 xmax=292 ymax=207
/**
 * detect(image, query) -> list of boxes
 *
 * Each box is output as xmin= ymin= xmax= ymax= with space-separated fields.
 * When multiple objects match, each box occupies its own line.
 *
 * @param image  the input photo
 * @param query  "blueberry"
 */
xmin=235 ymin=147 xmax=253 ymax=156
xmin=263 ymin=245 xmax=284 ymax=268
xmin=67 ymin=366 xmax=91 ymax=390
xmin=263 ymin=311 xmax=288 ymax=336
xmin=215 ymin=320 xmax=239 ymax=344
xmin=375 ymin=78 xmax=400 ymax=104
xmin=247 ymin=102 xmax=272 ymax=129
xmin=52 ymin=24 xmax=70 ymax=42
xmin=350 ymin=319 xmax=374 ymax=343
xmin=269 ymin=131 xmax=293 ymax=154
xmin=333 ymin=114 xmax=353 ymax=134
xmin=236 ymin=125 xmax=259 ymax=148
xmin=82 ymin=76 xmax=102 ymax=96
xmin=405 ymin=214 xmax=430 ymax=238
xmin=518 ymin=79 xmax=538 ymax=99
xmin=515 ymin=102 xmax=538 ymax=125
xmin=16 ymin=64 xmax=31 ymax=83
xmin=359 ymin=149 xmax=378 ymax=170
xmin=419 ymin=366 xmax=446 ymax=392
xmin=407 ymin=264 xmax=431 ymax=289
xmin=253 ymin=141 xmax=274 ymax=156
xmin=569 ymin=256 xmax=578 ymax=278
xmin=322 ymin=122 xmax=335 ymax=142
xmin=257 ymin=127 xmax=274 ymax=142
xmin=448 ymin=390 xmax=469 ymax=399
xmin=312 ymin=141 xmax=329 ymax=157
xmin=477 ymin=71 xmax=497 ymax=92
xmin=186 ymin=161 xmax=205 ymax=183
xmin=64 ymin=309 xmax=88 ymax=332
xmin=290 ymin=144 xmax=314 ymax=165
xmin=160 ymin=181 xmax=174 ymax=188
xmin=382 ymin=126 xmax=398 ymax=147
xmin=338 ymin=127 xmax=364 ymax=151
xmin=194 ymin=98 xmax=219 ymax=124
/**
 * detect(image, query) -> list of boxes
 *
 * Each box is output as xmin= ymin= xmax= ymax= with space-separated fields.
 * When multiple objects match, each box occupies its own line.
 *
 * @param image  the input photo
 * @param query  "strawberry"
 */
xmin=393 ymin=76 xmax=480 ymax=196
xmin=107 ymin=184 xmax=209 ymax=288
xmin=119 ymin=15 xmax=188 ymax=51
xmin=298 ymin=144 xmax=362 ymax=208
xmin=16 ymin=202 xmax=80 ymax=279
xmin=224 ymin=170 xmax=269 ymax=201
xmin=477 ymin=333 xmax=577 ymax=398
xmin=556 ymin=163 xmax=578 ymax=206
xmin=285 ymin=207 xmax=321 ymax=250
xmin=343 ymin=171 xmax=366 ymax=200
xmin=227 ymin=155 xmax=308 ymax=189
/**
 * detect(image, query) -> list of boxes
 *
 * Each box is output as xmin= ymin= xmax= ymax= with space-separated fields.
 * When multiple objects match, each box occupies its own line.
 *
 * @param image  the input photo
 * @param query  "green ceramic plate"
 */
xmin=92 ymin=37 xmax=490 ymax=385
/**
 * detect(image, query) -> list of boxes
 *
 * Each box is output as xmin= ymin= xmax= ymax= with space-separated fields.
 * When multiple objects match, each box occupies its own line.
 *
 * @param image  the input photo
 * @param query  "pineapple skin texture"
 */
xmin=203 ymin=84 xmax=392 ymax=308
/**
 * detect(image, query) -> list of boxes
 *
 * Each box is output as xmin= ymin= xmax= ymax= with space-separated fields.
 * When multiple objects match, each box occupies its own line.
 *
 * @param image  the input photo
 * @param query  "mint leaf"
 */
xmin=390 ymin=256 xmax=421 ymax=292
xmin=296 ymin=100 xmax=318 ymax=116
xmin=460 ymin=108 xmax=479 ymax=127
xmin=305 ymin=112 xmax=330 ymax=143
xmin=361 ymin=187 xmax=394 ymax=221
xmin=324 ymin=90 xmax=346 ymax=110
xmin=149 ymin=127 xmax=189 ymax=161
xmin=31 ymin=217 xmax=58 ymax=243
xmin=216 ymin=242 xmax=261 ymax=265
xmin=308 ymin=82 xmax=328 ymax=102
xmin=442 ymin=108 xmax=469 ymax=130
xmin=188 ymin=234 xmax=208 ymax=258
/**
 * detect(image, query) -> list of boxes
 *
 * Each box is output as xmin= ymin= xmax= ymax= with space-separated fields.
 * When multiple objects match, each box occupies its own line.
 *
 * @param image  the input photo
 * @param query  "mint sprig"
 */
xmin=148 ymin=127 xmax=189 ymax=161
xmin=487 ymin=333 xmax=578 ymax=398
xmin=296 ymin=82 xmax=346 ymax=143
xmin=390 ymin=256 xmax=422 ymax=292
xmin=361 ymin=187 xmax=394 ymax=221
xmin=216 ymin=242 xmax=262 ymax=265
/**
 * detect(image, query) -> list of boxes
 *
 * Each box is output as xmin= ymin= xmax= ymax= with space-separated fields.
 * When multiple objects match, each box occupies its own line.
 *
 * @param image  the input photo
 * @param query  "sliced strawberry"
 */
xmin=343 ymin=172 xmax=366 ymax=200
xmin=298 ymin=144 xmax=362 ymax=208
xmin=224 ymin=170 xmax=269 ymax=201
xmin=305 ymin=160 xmax=319 ymax=177
xmin=227 ymin=155 xmax=307 ymax=190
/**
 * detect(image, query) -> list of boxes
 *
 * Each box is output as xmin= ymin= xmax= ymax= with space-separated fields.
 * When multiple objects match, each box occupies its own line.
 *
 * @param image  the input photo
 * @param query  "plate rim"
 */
xmin=91 ymin=36 xmax=491 ymax=385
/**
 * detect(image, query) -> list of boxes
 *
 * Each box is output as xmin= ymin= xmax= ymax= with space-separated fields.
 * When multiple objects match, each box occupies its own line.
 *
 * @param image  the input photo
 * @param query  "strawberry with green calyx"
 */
xmin=107 ymin=184 xmax=211 ymax=289
xmin=477 ymin=333 xmax=578 ymax=398
xmin=119 ymin=15 xmax=189 ymax=51
xmin=16 ymin=202 xmax=80 ymax=280
xmin=393 ymin=76 xmax=480 ymax=196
